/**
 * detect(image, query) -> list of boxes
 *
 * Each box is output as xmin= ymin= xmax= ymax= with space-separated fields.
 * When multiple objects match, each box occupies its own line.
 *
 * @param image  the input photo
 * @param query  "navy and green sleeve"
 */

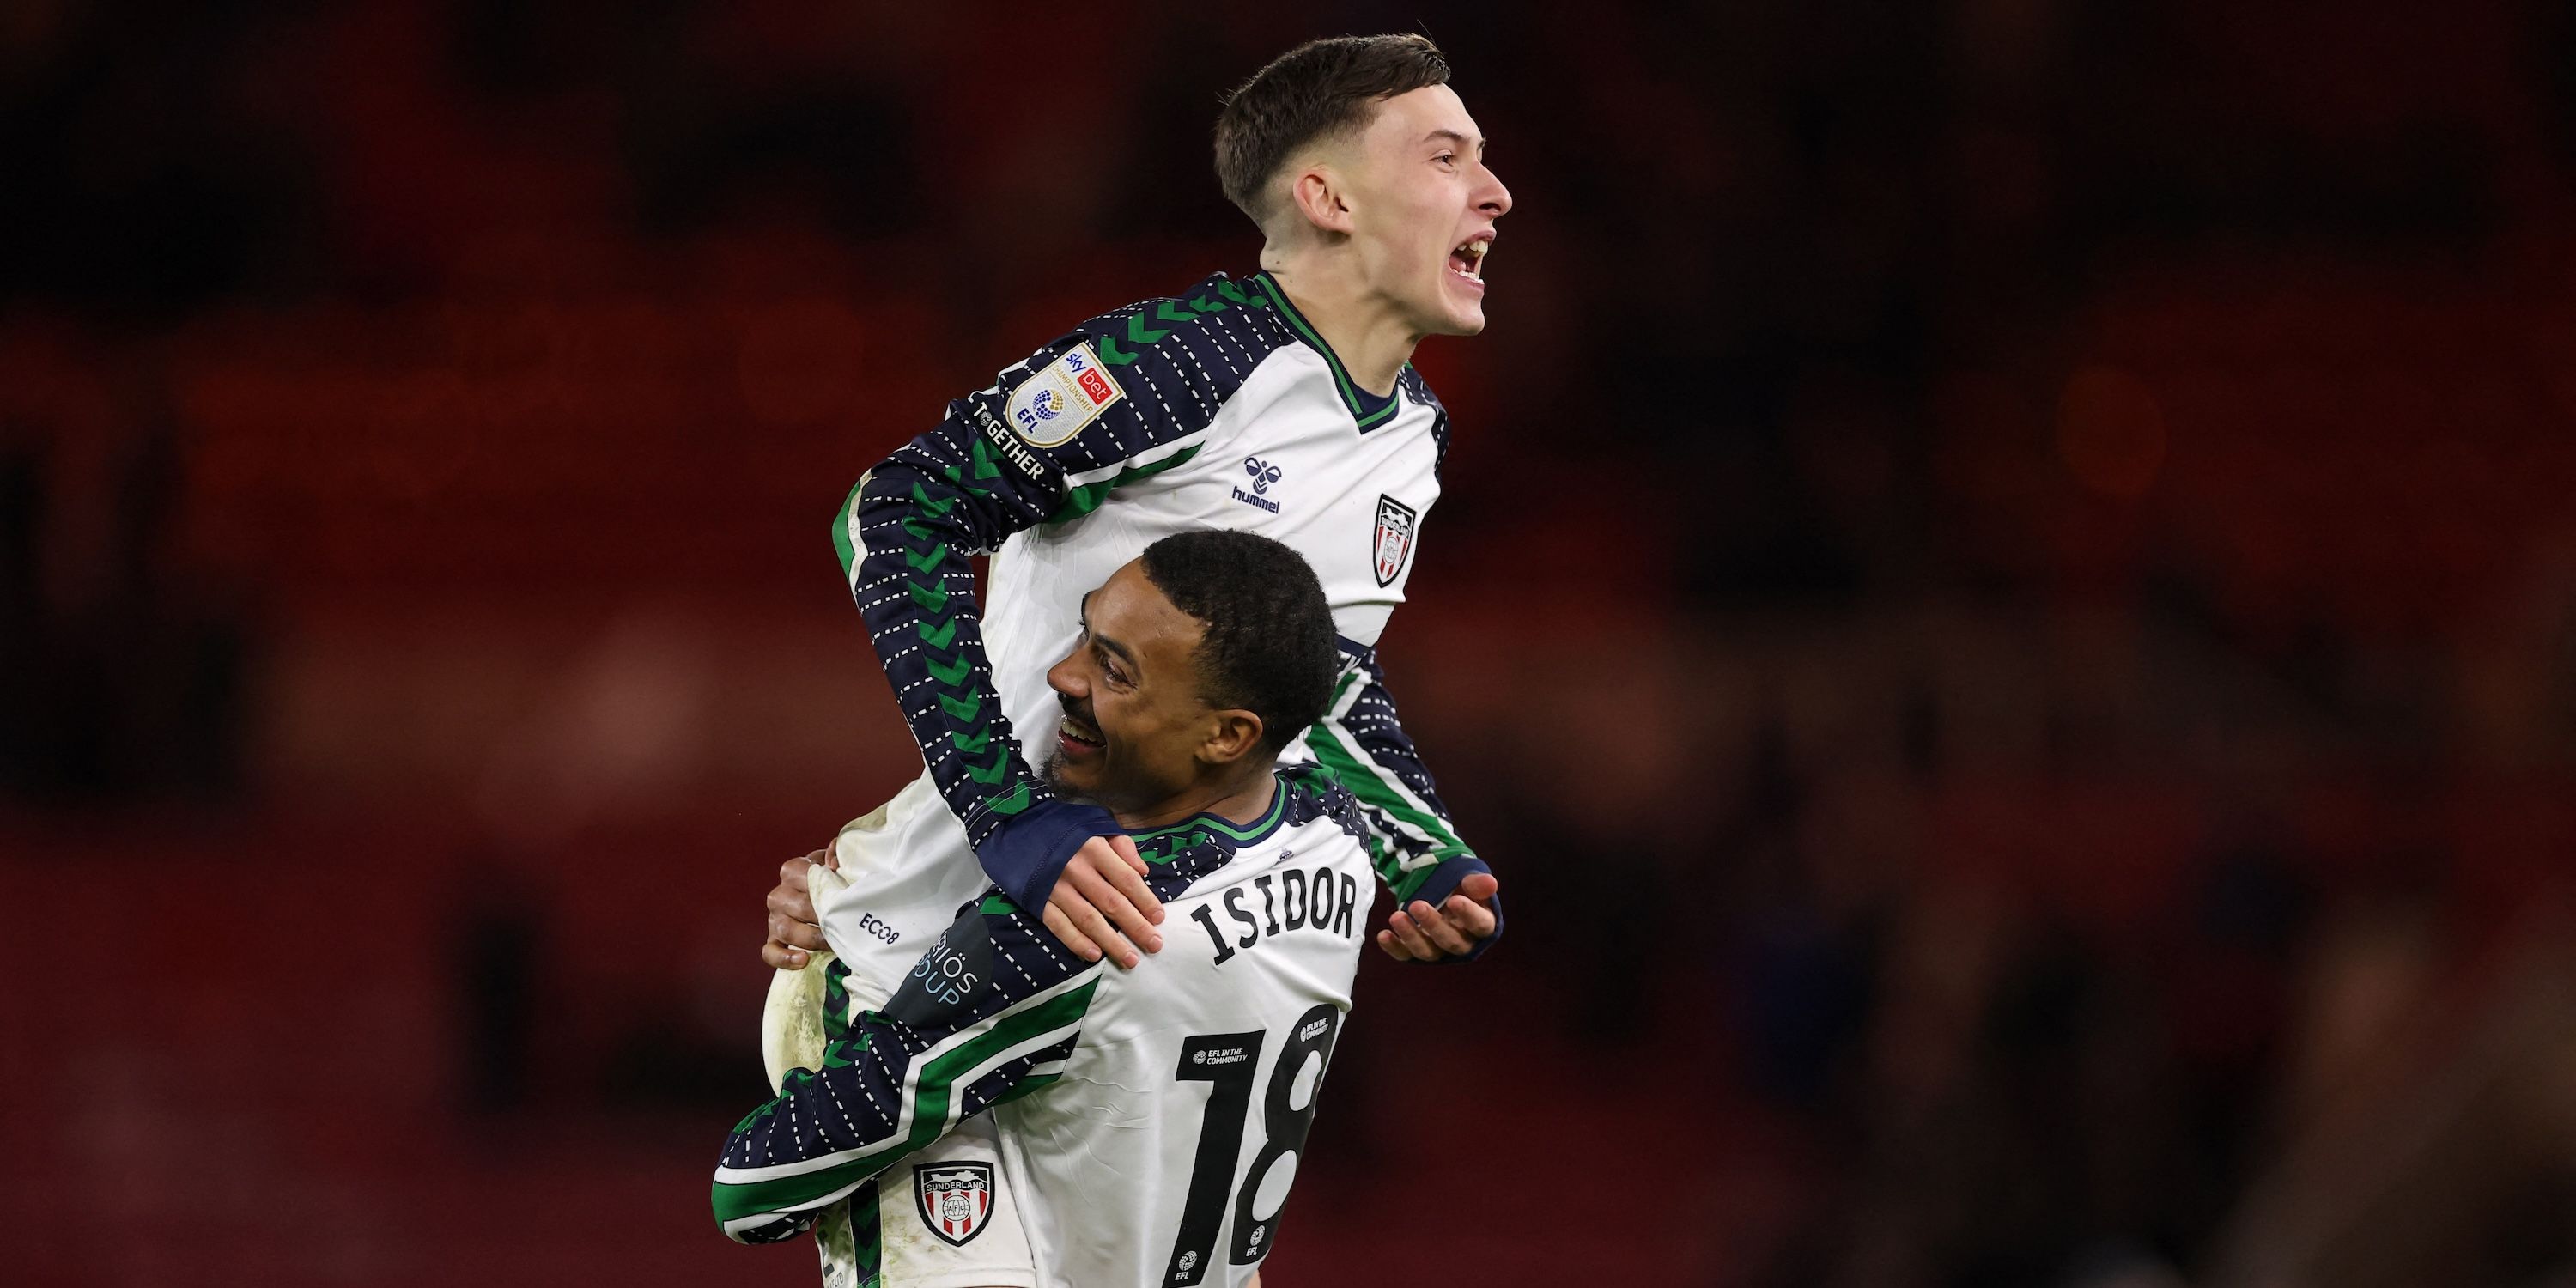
xmin=834 ymin=275 xmax=1289 ymax=912
xmin=711 ymin=896 xmax=1103 ymax=1242
xmin=713 ymin=821 xmax=1257 ymax=1242
xmin=1302 ymin=646 xmax=1502 ymax=961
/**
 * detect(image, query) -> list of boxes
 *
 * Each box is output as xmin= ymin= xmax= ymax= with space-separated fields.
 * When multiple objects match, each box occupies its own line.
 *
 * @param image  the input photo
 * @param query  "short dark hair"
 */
xmin=1139 ymin=530 xmax=1339 ymax=757
xmin=1213 ymin=34 xmax=1452 ymax=225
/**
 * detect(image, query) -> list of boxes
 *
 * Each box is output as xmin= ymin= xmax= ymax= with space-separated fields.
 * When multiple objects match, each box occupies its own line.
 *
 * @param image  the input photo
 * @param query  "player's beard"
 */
xmin=1039 ymin=744 xmax=1095 ymax=804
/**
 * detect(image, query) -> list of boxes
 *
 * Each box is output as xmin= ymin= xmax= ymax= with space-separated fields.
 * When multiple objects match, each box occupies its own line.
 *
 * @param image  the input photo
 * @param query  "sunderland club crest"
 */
xmin=913 ymin=1162 xmax=994 ymax=1247
xmin=1372 ymin=495 xmax=1419 ymax=587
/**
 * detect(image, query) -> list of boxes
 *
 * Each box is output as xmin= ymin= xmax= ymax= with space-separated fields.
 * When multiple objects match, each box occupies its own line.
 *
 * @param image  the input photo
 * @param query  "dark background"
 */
xmin=5 ymin=2 xmax=2574 ymax=1285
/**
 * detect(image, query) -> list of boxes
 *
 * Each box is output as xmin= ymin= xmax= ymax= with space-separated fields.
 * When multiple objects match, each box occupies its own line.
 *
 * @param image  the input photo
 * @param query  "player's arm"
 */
xmin=835 ymin=307 xmax=1241 ymax=945
xmin=714 ymin=893 xmax=1103 ymax=1243
xmin=1302 ymin=648 xmax=1503 ymax=963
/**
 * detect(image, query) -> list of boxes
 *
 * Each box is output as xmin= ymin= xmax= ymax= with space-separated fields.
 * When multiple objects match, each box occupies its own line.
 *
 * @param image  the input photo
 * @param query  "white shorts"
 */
xmin=762 ymin=771 xmax=1040 ymax=1287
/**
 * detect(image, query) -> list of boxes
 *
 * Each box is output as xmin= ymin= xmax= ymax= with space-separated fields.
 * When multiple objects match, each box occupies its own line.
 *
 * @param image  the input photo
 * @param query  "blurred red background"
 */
xmin=4 ymin=2 xmax=2574 ymax=1285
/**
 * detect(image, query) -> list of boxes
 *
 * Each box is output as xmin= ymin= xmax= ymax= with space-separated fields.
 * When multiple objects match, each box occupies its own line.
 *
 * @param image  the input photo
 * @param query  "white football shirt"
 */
xmin=822 ymin=270 xmax=1482 ymax=983
xmin=717 ymin=769 xmax=1377 ymax=1288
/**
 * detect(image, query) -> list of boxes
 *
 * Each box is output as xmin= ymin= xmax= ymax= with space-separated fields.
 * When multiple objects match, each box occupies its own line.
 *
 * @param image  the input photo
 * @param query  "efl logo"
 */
xmin=1005 ymin=342 xmax=1125 ymax=448
xmin=913 ymin=1162 xmax=994 ymax=1247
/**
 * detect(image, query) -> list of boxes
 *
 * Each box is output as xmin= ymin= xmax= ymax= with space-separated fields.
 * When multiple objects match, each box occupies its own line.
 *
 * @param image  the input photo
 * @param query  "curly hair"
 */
xmin=1137 ymin=529 xmax=1340 ymax=756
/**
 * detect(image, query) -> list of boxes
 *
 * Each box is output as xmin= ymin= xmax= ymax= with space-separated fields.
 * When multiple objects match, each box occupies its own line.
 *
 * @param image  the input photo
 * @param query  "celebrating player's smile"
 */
xmin=736 ymin=32 xmax=1515 ymax=1286
xmin=724 ymin=534 xmax=1380 ymax=1285
xmin=1041 ymin=572 xmax=1281 ymax=818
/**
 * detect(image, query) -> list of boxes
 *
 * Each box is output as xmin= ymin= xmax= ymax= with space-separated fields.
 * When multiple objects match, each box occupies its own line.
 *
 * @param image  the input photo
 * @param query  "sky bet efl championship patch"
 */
xmin=1005 ymin=341 xmax=1124 ymax=447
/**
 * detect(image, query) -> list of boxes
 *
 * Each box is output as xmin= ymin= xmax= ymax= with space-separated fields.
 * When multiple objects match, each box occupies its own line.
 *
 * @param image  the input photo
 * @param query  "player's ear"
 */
xmin=1286 ymin=163 xmax=1354 ymax=238
xmin=1200 ymin=708 xmax=1267 ymax=767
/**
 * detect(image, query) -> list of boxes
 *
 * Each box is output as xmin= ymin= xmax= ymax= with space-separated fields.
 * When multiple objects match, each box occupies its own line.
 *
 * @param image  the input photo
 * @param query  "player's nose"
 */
xmin=1045 ymin=650 xmax=1086 ymax=700
xmin=1475 ymin=162 xmax=1511 ymax=218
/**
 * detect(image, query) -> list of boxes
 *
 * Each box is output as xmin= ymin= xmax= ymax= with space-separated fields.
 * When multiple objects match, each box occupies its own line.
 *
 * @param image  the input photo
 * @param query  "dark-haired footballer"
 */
xmin=723 ymin=532 xmax=1384 ymax=1288
xmin=747 ymin=32 xmax=1511 ymax=1285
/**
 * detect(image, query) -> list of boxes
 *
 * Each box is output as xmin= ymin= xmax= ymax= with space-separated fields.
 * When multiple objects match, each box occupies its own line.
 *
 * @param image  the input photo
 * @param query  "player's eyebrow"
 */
xmin=1424 ymin=128 xmax=1485 ymax=155
xmin=1078 ymin=592 xmax=1141 ymax=675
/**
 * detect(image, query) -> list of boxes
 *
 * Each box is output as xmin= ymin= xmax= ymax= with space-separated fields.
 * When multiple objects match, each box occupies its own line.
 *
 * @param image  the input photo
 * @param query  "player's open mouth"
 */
xmin=1058 ymin=714 xmax=1106 ymax=756
xmin=1448 ymin=236 xmax=1490 ymax=283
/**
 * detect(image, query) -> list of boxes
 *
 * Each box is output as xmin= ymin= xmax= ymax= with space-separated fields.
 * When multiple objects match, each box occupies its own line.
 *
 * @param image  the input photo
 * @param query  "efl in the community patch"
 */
xmin=913 ymin=1161 xmax=995 ymax=1246
xmin=1006 ymin=342 xmax=1124 ymax=447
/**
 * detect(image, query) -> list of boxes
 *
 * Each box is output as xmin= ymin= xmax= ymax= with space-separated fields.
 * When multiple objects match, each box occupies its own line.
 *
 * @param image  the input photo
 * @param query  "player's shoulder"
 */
xmin=1060 ymin=270 xmax=1299 ymax=375
xmin=975 ymin=272 xmax=1301 ymax=457
xmin=1395 ymin=362 xmax=1446 ymax=414
xmin=1394 ymin=363 xmax=1454 ymax=477
xmin=996 ymin=271 xmax=1297 ymax=444
xmin=1126 ymin=769 xmax=1375 ymax=895
xmin=1278 ymin=764 xmax=1379 ymax=856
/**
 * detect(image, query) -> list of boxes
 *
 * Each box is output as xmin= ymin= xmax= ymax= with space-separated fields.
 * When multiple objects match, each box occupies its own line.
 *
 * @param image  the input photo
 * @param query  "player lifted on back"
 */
xmin=750 ymin=33 xmax=1513 ymax=1283
xmin=722 ymin=532 xmax=1383 ymax=1287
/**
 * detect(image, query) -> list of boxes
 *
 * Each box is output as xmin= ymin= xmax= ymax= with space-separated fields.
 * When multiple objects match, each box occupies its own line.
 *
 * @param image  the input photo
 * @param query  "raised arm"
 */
xmin=1300 ymin=647 xmax=1503 ymax=962
xmin=839 ymin=291 xmax=1264 ymax=914
xmin=714 ymin=894 xmax=1103 ymax=1242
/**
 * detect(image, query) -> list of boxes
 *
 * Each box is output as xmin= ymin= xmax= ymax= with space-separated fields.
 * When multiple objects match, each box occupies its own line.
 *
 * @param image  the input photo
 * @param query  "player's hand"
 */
xmin=1038 ymin=835 xmax=1164 ymax=970
xmin=761 ymin=845 xmax=839 ymax=970
xmin=1376 ymin=872 xmax=1498 ymax=962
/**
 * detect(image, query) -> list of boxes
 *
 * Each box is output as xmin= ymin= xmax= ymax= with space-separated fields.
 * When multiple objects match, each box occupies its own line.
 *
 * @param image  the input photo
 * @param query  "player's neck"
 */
xmin=1114 ymin=768 xmax=1278 ymax=834
xmin=1257 ymin=257 xmax=1418 ymax=398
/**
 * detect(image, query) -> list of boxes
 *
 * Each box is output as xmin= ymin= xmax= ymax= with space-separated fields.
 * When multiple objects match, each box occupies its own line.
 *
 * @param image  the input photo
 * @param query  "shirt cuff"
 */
xmin=974 ymin=799 xmax=1121 ymax=914
xmin=1401 ymin=853 xmax=1502 ymax=964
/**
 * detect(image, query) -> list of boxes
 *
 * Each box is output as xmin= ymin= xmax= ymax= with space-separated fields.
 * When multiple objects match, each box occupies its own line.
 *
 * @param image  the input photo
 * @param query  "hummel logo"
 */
xmin=1232 ymin=456 xmax=1284 ymax=513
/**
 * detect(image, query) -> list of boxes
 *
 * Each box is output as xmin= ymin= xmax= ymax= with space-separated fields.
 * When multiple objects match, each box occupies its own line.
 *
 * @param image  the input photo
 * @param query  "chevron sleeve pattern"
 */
xmin=832 ymin=276 xmax=1281 ymax=913
xmin=710 ymin=893 xmax=1104 ymax=1243
xmin=713 ymin=822 xmax=1258 ymax=1244
xmin=1299 ymin=649 xmax=1502 ymax=961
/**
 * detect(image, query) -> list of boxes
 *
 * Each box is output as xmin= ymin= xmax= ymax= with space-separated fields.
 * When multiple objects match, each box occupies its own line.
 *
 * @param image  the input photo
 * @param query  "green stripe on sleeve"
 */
xmin=831 ymin=475 xmax=867 ymax=580
xmin=1303 ymin=720 xmax=1467 ymax=901
xmin=713 ymin=978 xmax=1097 ymax=1224
xmin=1046 ymin=445 xmax=1202 ymax=524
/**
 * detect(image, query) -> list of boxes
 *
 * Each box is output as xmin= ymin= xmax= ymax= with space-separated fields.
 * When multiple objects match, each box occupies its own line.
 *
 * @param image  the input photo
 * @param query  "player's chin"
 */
xmin=1428 ymin=303 xmax=1487 ymax=337
xmin=1428 ymin=281 xmax=1487 ymax=334
xmin=1040 ymin=746 xmax=1102 ymax=799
